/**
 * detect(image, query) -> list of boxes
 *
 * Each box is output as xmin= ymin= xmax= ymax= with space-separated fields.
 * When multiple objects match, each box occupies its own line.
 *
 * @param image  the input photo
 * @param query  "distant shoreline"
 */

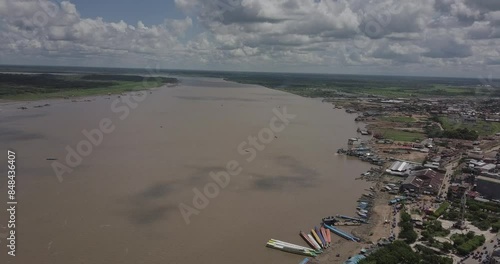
xmin=0 ymin=73 xmax=179 ymax=101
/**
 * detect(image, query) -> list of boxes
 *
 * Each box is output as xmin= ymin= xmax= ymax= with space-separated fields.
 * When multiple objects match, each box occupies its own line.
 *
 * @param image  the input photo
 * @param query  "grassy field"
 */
xmin=375 ymin=128 xmax=425 ymax=142
xmin=380 ymin=116 xmax=416 ymax=123
xmin=2 ymin=80 xmax=166 ymax=100
xmin=0 ymin=74 xmax=177 ymax=100
xmin=1 ymin=67 xmax=497 ymax=99
xmin=439 ymin=117 xmax=500 ymax=136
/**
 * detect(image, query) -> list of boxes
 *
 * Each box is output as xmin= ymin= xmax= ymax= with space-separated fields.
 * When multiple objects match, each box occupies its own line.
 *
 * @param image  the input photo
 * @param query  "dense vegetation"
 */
xmin=421 ymin=220 xmax=450 ymax=239
xmin=399 ymin=211 xmax=418 ymax=244
xmin=466 ymin=199 xmax=500 ymax=231
xmin=428 ymin=115 xmax=500 ymax=137
xmin=442 ymin=198 xmax=500 ymax=232
xmin=426 ymin=122 xmax=479 ymax=140
xmin=216 ymin=72 xmax=491 ymax=98
xmin=2 ymin=65 xmax=496 ymax=99
xmin=450 ymin=231 xmax=485 ymax=255
xmin=359 ymin=240 xmax=453 ymax=264
xmin=0 ymin=73 xmax=178 ymax=99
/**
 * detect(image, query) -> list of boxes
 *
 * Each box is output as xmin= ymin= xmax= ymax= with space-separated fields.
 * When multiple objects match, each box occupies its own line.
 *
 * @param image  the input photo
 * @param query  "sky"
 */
xmin=0 ymin=0 xmax=500 ymax=77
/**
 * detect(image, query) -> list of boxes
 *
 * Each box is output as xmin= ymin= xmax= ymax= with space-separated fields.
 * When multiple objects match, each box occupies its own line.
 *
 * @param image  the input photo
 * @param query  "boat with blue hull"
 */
xmin=324 ymin=224 xmax=360 ymax=242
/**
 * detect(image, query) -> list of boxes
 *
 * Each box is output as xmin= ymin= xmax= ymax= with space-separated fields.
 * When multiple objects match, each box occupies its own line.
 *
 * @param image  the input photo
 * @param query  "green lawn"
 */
xmin=439 ymin=117 xmax=500 ymax=136
xmin=381 ymin=116 xmax=416 ymax=123
xmin=1 ymin=80 xmax=165 ymax=100
xmin=376 ymin=128 xmax=425 ymax=142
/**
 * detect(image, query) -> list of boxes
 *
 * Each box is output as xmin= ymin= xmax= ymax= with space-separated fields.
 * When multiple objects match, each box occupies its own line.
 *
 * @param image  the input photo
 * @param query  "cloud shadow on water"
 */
xmin=119 ymin=182 xmax=177 ymax=226
xmin=251 ymin=155 xmax=319 ymax=191
xmin=174 ymin=95 xmax=260 ymax=102
xmin=0 ymin=127 xmax=45 ymax=141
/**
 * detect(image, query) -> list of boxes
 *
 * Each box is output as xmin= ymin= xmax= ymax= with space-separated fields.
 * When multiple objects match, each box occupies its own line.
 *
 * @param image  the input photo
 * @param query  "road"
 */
xmin=438 ymin=162 xmax=456 ymax=198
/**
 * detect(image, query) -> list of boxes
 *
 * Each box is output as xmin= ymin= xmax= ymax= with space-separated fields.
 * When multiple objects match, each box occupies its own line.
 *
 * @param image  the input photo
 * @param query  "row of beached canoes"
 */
xmin=266 ymin=224 xmax=339 ymax=257
xmin=265 ymin=215 xmax=365 ymax=260
xmin=300 ymin=225 xmax=332 ymax=250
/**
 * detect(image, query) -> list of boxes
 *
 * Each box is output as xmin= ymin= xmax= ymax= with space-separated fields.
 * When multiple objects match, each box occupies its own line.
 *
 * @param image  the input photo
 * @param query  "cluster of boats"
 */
xmin=266 ymin=215 xmax=366 ymax=258
xmin=266 ymin=239 xmax=321 ymax=257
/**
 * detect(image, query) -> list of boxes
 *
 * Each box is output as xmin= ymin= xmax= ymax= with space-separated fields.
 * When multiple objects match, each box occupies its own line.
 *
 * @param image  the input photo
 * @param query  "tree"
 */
xmin=491 ymin=221 xmax=500 ymax=233
xmin=360 ymin=241 xmax=453 ymax=264
xmin=442 ymin=242 xmax=454 ymax=253
xmin=399 ymin=211 xmax=418 ymax=244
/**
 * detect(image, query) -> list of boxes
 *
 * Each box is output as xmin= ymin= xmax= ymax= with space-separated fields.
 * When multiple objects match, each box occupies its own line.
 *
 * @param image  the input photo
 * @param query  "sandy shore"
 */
xmin=0 ymin=77 xmax=374 ymax=264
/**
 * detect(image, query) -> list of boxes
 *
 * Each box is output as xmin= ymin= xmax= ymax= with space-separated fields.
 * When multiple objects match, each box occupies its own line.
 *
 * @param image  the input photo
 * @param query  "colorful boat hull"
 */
xmin=300 ymin=231 xmax=322 ymax=251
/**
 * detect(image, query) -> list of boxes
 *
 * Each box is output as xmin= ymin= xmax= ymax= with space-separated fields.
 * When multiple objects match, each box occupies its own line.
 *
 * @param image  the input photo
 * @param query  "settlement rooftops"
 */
xmin=400 ymin=169 xmax=445 ymax=195
xmin=386 ymin=161 xmax=413 ymax=176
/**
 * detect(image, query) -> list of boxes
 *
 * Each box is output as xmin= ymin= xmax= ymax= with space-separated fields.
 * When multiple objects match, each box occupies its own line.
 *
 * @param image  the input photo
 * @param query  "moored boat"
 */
xmin=324 ymin=224 xmax=360 ymax=242
xmin=269 ymin=239 xmax=320 ymax=254
xmin=266 ymin=242 xmax=316 ymax=257
xmin=311 ymin=229 xmax=324 ymax=249
xmin=315 ymin=226 xmax=327 ymax=248
xmin=300 ymin=231 xmax=322 ymax=251
xmin=307 ymin=234 xmax=322 ymax=251
xmin=357 ymin=211 xmax=368 ymax=218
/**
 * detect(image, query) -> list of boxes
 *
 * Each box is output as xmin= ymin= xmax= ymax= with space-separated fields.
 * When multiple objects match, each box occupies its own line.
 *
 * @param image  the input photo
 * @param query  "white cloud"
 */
xmin=0 ymin=0 xmax=499 ymax=76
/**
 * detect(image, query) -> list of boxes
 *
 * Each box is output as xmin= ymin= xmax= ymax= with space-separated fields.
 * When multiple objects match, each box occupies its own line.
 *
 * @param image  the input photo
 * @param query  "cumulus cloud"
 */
xmin=0 ymin=0 xmax=500 ymax=75
xmin=0 ymin=0 xmax=192 ymax=61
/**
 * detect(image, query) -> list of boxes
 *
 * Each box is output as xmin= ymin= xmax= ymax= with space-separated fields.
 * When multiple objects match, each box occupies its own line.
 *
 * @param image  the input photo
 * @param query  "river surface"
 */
xmin=0 ymin=77 xmax=372 ymax=264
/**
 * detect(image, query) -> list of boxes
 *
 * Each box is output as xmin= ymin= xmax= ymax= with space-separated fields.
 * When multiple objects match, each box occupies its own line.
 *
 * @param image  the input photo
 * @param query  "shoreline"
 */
xmin=0 ymin=83 xmax=174 ymax=112
xmin=0 ymin=72 xmax=179 ymax=101
xmin=1 ymin=76 xmax=381 ymax=264
xmin=315 ymin=168 xmax=394 ymax=263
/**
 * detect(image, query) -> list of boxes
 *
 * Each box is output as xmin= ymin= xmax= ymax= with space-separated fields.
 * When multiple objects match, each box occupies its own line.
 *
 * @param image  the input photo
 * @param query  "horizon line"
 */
xmin=0 ymin=64 xmax=494 ymax=80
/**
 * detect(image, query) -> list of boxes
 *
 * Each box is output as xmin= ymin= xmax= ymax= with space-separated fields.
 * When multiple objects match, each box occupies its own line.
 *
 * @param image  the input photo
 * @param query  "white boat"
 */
xmin=357 ymin=211 xmax=368 ymax=218
xmin=307 ymin=234 xmax=322 ymax=250
xmin=269 ymin=239 xmax=316 ymax=252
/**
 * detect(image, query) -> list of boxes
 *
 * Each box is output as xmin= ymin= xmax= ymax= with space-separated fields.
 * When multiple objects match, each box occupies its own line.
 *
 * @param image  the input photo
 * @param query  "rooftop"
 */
xmin=476 ymin=176 xmax=500 ymax=184
xmin=402 ymin=169 xmax=445 ymax=194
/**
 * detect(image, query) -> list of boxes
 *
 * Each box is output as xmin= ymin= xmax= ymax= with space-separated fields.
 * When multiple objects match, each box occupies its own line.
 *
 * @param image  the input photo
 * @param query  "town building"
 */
xmin=476 ymin=176 xmax=500 ymax=200
xmin=400 ymin=169 xmax=445 ymax=195
xmin=385 ymin=161 xmax=413 ymax=176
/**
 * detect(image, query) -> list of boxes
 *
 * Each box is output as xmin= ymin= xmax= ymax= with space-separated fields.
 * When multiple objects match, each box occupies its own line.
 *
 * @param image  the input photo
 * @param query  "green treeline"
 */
xmin=0 ymin=73 xmax=178 ymax=99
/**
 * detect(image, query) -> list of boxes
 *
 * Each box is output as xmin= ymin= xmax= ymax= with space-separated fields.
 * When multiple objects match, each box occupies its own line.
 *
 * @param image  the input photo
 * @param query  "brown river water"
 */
xmin=0 ymin=78 xmax=372 ymax=264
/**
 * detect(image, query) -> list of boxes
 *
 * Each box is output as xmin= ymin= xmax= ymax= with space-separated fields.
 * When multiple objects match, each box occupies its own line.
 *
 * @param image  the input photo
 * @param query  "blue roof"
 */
xmin=344 ymin=254 xmax=366 ymax=264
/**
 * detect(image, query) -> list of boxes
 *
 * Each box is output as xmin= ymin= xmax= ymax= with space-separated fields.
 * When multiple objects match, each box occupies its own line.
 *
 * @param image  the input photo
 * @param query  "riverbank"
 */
xmin=0 ymin=73 xmax=178 ymax=100
xmin=0 ymin=77 xmax=374 ymax=264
